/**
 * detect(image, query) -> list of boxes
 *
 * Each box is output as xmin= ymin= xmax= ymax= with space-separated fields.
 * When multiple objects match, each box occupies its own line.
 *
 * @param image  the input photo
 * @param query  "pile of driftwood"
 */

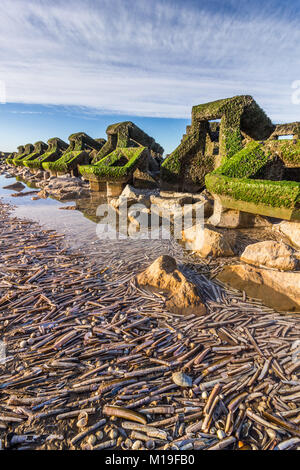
xmin=0 ymin=201 xmax=299 ymax=451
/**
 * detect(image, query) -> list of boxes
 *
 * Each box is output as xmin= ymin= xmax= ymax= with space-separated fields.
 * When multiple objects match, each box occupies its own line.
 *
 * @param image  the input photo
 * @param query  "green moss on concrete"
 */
xmin=161 ymin=95 xmax=274 ymax=188
xmin=214 ymin=141 xmax=271 ymax=178
xmin=79 ymin=147 xmax=146 ymax=180
xmin=161 ymin=122 xmax=212 ymax=188
xmin=205 ymin=138 xmax=300 ymax=215
xmin=26 ymin=138 xmax=68 ymax=170
xmin=206 ymin=173 xmax=300 ymax=210
xmin=16 ymin=142 xmax=48 ymax=167
xmin=92 ymin=121 xmax=163 ymax=164
xmin=12 ymin=144 xmax=34 ymax=165
xmin=43 ymin=151 xmax=84 ymax=173
xmin=26 ymin=150 xmax=57 ymax=169
xmin=278 ymin=140 xmax=300 ymax=166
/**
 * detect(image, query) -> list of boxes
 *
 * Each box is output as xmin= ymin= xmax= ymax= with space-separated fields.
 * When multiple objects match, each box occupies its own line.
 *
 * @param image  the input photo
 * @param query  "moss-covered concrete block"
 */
xmin=26 ymin=138 xmax=68 ymax=170
xmin=161 ymin=95 xmax=274 ymax=190
xmin=92 ymin=121 xmax=164 ymax=164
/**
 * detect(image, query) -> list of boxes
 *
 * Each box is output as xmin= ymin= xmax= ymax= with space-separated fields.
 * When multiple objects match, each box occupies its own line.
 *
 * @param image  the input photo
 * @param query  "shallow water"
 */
xmin=217 ymin=266 xmax=300 ymax=313
xmin=0 ymin=173 xmax=177 ymax=256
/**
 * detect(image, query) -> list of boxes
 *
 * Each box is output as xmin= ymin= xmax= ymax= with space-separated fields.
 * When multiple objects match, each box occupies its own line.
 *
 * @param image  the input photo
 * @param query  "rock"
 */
xmin=241 ymin=241 xmax=298 ymax=271
xmin=218 ymin=264 xmax=300 ymax=310
xmin=37 ymin=189 xmax=49 ymax=199
xmin=136 ymin=255 xmax=206 ymax=315
xmin=172 ymin=371 xmax=193 ymax=388
xmin=182 ymin=224 xmax=236 ymax=258
xmin=11 ymin=190 xmax=39 ymax=198
xmin=274 ymin=221 xmax=300 ymax=249
xmin=111 ymin=184 xmax=155 ymax=210
xmin=3 ymin=182 xmax=25 ymax=191
xmin=150 ymin=194 xmax=194 ymax=210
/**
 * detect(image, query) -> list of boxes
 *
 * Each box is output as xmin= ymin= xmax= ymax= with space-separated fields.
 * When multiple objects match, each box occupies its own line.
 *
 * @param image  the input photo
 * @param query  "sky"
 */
xmin=0 ymin=0 xmax=299 ymax=154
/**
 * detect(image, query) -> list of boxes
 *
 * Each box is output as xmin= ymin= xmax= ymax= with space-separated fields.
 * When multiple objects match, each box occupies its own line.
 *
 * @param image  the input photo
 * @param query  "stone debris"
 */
xmin=136 ymin=255 xmax=206 ymax=315
xmin=182 ymin=225 xmax=237 ymax=258
xmin=240 ymin=241 xmax=299 ymax=271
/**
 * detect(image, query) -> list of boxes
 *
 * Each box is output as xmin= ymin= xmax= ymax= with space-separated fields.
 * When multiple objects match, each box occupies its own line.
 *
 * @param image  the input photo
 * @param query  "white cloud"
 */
xmin=0 ymin=0 xmax=299 ymax=122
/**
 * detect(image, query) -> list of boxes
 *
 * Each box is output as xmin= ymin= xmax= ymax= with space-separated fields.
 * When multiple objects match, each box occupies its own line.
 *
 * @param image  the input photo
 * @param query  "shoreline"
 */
xmin=0 ymin=198 xmax=300 ymax=450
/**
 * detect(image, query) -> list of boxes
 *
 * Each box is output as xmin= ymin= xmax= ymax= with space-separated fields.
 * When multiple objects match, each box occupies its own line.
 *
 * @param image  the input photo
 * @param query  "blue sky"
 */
xmin=0 ymin=0 xmax=299 ymax=153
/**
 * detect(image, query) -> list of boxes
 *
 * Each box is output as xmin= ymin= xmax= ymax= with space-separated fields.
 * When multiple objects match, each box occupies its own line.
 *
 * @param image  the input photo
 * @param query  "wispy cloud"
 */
xmin=0 ymin=0 xmax=299 ymax=121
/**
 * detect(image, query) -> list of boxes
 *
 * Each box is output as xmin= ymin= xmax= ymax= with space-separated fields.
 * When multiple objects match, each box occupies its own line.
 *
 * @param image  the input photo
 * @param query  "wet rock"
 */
xmin=218 ymin=264 xmax=300 ymax=310
xmin=37 ymin=189 xmax=49 ymax=199
xmin=274 ymin=221 xmax=300 ymax=249
xmin=110 ymin=184 xmax=156 ymax=210
xmin=172 ymin=371 xmax=193 ymax=388
xmin=182 ymin=224 xmax=236 ymax=258
xmin=3 ymin=182 xmax=25 ymax=191
xmin=136 ymin=255 xmax=206 ymax=315
xmin=241 ymin=241 xmax=298 ymax=271
xmin=150 ymin=194 xmax=194 ymax=210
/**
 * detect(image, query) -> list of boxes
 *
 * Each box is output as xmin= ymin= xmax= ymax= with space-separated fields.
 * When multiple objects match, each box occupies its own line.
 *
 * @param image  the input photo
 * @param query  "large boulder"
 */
xmin=218 ymin=264 xmax=300 ymax=311
xmin=136 ymin=255 xmax=206 ymax=315
xmin=241 ymin=241 xmax=299 ymax=271
xmin=182 ymin=224 xmax=237 ymax=258
xmin=274 ymin=221 xmax=300 ymax=249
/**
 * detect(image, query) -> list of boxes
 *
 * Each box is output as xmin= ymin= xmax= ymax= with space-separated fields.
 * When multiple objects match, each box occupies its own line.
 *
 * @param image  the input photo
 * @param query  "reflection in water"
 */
xmin=217 ymin=267 xmax=300 ymax=313
xmin=0 ymin=174 xmax=174 ymax=253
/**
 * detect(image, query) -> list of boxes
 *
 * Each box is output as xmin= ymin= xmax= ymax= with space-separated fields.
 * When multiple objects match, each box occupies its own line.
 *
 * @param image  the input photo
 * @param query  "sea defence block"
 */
xmin=42 ymin=132 xmax=105 ymax=177
xmin=25 ymin=138 xmax=68 ymax=171
xmin=6 ymin=145 xmax=25 ymax=164
xmin=79 ymin=147 xmax=148 ymax=194
xmin=161 ymin=95 xmax=274 ymax=192
xmin=16 ymin=141 xmax=48 ymax=167
xmin=92 ymin=121 xmax=164 ymax=164
xmin=10 ymin=144 xmax=34 ymax=166
xmin=205 ymin=139 xmax=300 ymax=222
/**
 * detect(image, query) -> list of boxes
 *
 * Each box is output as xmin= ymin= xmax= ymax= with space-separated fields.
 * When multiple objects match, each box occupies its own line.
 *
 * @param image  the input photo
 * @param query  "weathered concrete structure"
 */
xmin=205 ymin=125 xmax=300 ymax=222
xmin=92 ymin=121 xmax=164 ymax=164
xmin=78 ymin=122 xmax=164 ymax=195
xmin=42 ymin=133 xmax=105 ymax=177
xmin=25 ymin=138 xmax=68 ymax=172
xmin=160 ymin=95 xmax=299 ymax=221
xmin=11 ymin=142 xmax=48 ymax=167
xmin=79 ymin=147 xmax=149 ymax=195
xmin=161 ymin=95 xmax=275 ymax=192
xmin=0 ymin=152 xmax=10 ymax=160
xmin=7 ymin=144 xmax=34 ymax=165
